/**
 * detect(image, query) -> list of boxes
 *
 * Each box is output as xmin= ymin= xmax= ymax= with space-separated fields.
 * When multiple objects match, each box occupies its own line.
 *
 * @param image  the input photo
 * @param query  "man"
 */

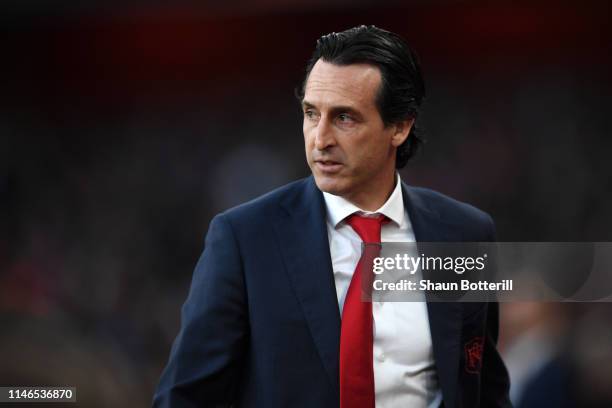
xmin=154 ymin=25 xmax=511 ymax=407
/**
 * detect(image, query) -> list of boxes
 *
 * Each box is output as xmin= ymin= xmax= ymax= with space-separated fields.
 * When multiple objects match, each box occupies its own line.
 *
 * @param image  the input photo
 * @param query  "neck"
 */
xmin=345 ymin=172 xmax=396 ymax=212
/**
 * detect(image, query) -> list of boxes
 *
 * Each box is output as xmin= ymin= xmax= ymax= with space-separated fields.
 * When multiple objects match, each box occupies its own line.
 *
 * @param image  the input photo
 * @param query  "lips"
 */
xmin=314 ymin=160 xmax=343 ymax=173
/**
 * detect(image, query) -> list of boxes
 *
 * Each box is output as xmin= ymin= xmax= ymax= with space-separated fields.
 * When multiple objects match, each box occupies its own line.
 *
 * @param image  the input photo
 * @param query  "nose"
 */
xmin=313 ymin=119 xmax=336 ymax=150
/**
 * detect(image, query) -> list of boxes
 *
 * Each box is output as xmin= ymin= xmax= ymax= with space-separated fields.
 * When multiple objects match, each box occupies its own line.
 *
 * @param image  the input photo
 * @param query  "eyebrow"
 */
xmin=302 ymin=101 xmax=364 ymax=119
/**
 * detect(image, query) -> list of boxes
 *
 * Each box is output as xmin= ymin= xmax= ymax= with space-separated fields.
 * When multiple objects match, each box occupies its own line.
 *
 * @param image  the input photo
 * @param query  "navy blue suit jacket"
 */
xmin=153 ymin=176 xmax=512 ymax=407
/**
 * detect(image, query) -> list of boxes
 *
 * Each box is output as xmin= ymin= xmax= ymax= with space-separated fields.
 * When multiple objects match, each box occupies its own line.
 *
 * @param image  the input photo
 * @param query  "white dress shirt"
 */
xmin=322 ymin=175 xmax=442 ymax=408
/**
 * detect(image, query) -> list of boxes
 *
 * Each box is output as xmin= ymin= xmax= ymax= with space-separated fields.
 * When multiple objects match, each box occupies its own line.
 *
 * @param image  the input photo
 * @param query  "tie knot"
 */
xmin=346 ymin=213 xmax=388 ymax=243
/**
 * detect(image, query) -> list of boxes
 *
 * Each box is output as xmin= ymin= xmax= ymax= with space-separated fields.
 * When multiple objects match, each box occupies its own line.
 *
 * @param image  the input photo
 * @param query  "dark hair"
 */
xmin=297 ymin=25 xmax=425 ymax=168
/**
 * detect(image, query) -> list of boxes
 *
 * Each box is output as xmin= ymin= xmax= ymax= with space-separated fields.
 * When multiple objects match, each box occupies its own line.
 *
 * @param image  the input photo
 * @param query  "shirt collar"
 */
xmin=322 ymin=174 xmax=405 ymax=228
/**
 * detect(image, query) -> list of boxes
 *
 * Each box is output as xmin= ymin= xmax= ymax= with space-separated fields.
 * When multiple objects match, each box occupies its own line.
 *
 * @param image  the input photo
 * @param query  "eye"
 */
xmin=304 ymin=110 xmax=318 ymax=120
xmin=337 ymin=113 xmax=354 ymax=123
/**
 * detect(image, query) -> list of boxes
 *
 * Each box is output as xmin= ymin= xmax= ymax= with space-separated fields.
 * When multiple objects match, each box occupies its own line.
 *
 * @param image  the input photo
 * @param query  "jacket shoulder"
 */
xmin=407 ymin=185 xmax=494 ymax=229
xmin=217 ymin=177 xmax=309 ymax=222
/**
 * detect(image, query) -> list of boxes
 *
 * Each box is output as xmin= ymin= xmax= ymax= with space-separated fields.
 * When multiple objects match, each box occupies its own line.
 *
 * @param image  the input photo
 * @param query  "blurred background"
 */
xmin=1 ymin=0 xmax=611 ymax=407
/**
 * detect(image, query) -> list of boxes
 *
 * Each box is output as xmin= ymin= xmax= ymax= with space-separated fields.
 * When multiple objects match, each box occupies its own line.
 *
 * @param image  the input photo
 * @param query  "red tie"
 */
xmin=340 ymin=213 xmax=388 ymax=408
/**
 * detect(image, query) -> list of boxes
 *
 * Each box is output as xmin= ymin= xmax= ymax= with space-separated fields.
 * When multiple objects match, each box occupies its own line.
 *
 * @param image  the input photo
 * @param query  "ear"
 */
xmin=391 ymin=117 xmax=415 ymax=147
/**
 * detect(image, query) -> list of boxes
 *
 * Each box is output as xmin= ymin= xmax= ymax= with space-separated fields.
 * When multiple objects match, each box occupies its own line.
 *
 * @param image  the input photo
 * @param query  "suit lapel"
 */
xmin=273 ymin=177 xmax=341 ymax=398
xmin=403 ymin=183 xmax=462 ymax=408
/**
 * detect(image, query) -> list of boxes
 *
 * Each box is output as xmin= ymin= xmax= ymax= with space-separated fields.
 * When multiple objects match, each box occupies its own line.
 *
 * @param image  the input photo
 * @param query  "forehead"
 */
xmin=303 ymin=59 xmax=382 ymax=109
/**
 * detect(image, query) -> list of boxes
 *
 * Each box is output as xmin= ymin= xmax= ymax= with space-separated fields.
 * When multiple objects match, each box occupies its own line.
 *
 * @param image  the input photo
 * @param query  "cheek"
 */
xmin=303 ymin=129 xmax=314 ymax=161
xmin=348 ymin=134 xmax=385 ymax=163
xmin=303 ymin=123 xmax=313 ymax=143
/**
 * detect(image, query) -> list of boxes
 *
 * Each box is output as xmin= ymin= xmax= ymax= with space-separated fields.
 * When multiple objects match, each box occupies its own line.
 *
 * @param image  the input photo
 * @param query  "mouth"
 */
xmin=314 ymin=160 xmax=343 ymax=173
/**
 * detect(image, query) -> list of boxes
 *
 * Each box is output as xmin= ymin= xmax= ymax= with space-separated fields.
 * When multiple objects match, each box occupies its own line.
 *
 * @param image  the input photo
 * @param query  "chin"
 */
xmin=312 ymin=174 xmax=348 ymax=196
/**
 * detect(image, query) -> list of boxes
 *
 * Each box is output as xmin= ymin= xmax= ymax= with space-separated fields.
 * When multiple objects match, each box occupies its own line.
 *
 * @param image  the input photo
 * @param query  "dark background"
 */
xmin=2 ymin=1 xmax=612 ymax=406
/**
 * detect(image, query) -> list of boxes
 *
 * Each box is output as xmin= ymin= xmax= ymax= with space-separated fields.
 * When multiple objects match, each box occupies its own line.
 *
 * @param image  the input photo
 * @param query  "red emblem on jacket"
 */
xmin=465 ymin=336 xmax=484 ymax=374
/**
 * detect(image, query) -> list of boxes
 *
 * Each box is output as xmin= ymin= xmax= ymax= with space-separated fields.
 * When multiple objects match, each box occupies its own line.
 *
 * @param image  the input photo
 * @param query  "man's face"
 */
xmin=302 ymin=59 xmax=406 ymax=203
